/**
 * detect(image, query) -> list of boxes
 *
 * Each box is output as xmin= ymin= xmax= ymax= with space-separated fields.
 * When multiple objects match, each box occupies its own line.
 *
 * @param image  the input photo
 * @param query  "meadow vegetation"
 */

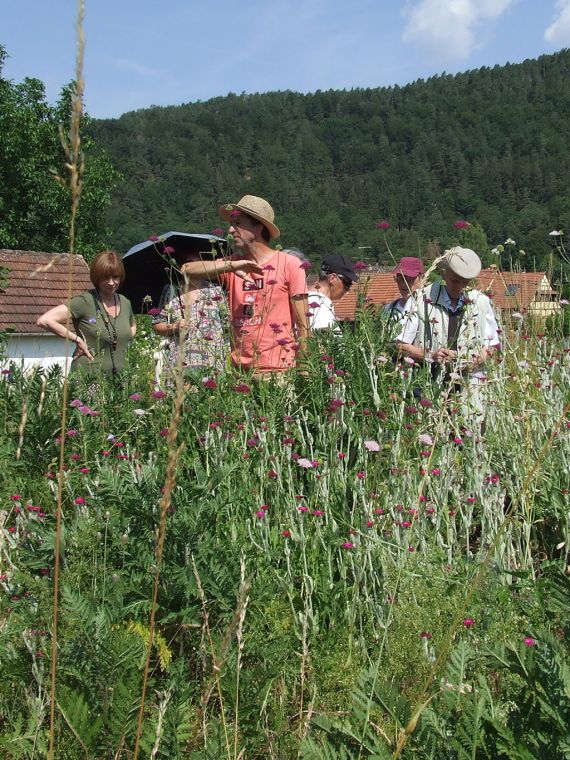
xmin=0 ymin=305 xmax=568 ymax=759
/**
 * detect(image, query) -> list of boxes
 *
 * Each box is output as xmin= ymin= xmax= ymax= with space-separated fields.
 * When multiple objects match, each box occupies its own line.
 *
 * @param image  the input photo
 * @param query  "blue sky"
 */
xmin=3 ymin=0 xmax=570 ymax=119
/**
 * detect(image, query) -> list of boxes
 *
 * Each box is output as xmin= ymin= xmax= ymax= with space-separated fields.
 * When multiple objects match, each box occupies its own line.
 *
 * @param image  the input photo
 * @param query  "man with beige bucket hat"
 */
xmin=182 ymin=195 xmax=309 ymax=374
xmin=397 ymin=246 xmax=500 ymax=424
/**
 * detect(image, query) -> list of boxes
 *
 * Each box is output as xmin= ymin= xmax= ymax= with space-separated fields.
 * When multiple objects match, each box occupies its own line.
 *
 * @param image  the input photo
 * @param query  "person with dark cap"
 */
xmin=383 ymin=256 xmax=424 ymax=342
xmin=308 ymin=254 xmax=358 ymax=330
xmin=181 ymin=195 xmax=309 ymax=375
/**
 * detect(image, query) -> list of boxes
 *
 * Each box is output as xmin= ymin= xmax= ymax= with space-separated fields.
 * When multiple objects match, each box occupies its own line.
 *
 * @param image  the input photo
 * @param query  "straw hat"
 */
xmin=218 ymin=195 xmax=280 ymax=240
xmin=442 ymin=246 xmax=481 ymax=280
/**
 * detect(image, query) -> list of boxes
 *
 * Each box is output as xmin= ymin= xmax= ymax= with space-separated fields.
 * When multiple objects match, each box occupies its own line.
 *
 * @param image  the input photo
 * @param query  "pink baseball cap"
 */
xmin=392 ymin=257 xmax=424 ymax=277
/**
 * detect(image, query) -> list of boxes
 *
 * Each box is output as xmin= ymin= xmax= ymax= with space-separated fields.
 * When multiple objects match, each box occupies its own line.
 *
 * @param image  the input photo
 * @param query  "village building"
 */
xmin=0 ymin=250 xmax=92 ymax=372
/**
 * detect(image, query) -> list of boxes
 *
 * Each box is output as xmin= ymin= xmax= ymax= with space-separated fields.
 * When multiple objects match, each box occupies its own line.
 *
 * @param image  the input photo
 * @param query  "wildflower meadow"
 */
xmin=1 ymin=299 xmax=569 ymax=759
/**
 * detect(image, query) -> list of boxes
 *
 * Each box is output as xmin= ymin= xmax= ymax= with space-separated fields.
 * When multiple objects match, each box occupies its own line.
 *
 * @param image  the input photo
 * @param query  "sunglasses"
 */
xmin=338 ymin=275 xmax=352 ymax=291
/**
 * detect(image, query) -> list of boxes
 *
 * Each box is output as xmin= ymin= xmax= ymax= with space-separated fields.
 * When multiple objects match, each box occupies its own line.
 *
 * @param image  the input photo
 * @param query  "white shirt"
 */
xmin=308 ymin=291 xmax=338 ymax=330
xmin=383 ymin=296 xmax=419 ymax=343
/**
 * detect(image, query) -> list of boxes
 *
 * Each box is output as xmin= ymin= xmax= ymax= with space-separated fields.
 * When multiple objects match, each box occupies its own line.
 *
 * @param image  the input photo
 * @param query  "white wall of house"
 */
xmin=2 ymin=334 xmax=73 ymax=374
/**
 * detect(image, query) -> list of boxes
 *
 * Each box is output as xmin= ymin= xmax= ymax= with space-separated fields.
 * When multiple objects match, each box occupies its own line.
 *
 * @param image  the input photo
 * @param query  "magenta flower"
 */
xmin=74 ymin=497 xmax=86 ymax=506
xmin=523 ymin=636 xmax=537 ymax=647
xmin=159 ymin=428 xmax=170 ymax=437
xmin=255 ymin=510 xmax=265 ymax=519
xmin=313 ymin=509 xmax=324 ymax=517
xmin=463 ymin=618 xmax=475 ymax=628
xmin=70 ymin=398 xmax=83 ymax=407
xmin=453 ymin=220 xmax=471 ymax=229
xmin=163 ymin=245 xmax=176 ymax=255
xmin=211 ymin=227 xmax=225 ymax=236
xmin=354 ymin=261 xmax=369 ymax=271
xmin=232 ymin=383 xmax=251 ymax=394
xmin=152 ymin=390 xmax=167 ymax=399
xmin=10 ymin=494 xmax=21 ymax=501
xmin=66 ymin=429 xmax=79 ymax=438
xmin=282 ymin=529 xmax=291 ymax=538
xmin=148 ymin=307 xmax=161 ymax=316
xmin=376 ymin=221 xmax=390 ymax=230
xmin=420 ymin=631 xmax=432 ymax=639
xmin=129 ymin=393 xmax=142 ymax=401
xmin=202 ymin=377 xmax=217 ymax=390
xmin=148 ymin=235 xmax=159 ymax=242
xmin=419 ymin=399 xmax=432 ymax=408
xmin=342 ymin=541 xmax=354 ymax=549
xmin=356 ymin=471 xmax=366 ymax=479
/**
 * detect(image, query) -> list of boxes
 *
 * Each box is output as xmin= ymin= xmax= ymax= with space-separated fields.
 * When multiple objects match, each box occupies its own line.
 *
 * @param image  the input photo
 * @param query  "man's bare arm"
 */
xmin=182 ymin=258 xmax=263 ymax=284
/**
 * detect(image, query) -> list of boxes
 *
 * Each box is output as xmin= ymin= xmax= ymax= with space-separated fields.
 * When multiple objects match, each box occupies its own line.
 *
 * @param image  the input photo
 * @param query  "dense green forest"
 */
xmin=89 ymin=49 xmax=570 ymax=279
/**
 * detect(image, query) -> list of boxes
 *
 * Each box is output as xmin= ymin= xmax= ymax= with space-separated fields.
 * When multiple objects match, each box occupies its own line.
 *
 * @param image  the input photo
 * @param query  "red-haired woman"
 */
xmin=37 ymin=251 xmax=136 ymax=376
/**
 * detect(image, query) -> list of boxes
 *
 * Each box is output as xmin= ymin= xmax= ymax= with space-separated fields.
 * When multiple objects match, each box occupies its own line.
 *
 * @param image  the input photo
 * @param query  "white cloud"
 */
xmin=402 ymin=0 xmax=518 ymax=61
xmin=544 ymin=0 xmax=570 ymax=45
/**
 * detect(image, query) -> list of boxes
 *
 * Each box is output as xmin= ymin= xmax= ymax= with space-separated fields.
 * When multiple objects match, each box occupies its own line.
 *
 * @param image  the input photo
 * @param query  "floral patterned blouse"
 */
xmin=154 ymin=283 xmax=229 ymax=373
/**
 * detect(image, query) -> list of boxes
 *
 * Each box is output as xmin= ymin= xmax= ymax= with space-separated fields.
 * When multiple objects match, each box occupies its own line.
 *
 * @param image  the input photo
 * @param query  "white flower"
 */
xmin=403 ymin=356 xmax=416 ymax=365
xmin=364 ymin=440 xmax=380 ymax=452
xmin=297 ymin=458 xmax=313 ymax=469
xmin=549 ymin=229 xmax=563 ymax=236
xmin=376 ymin=355 xmax=389 ymax=363
xmin=491 ymin=247 xmax=500 ymax=256
xmin=560 ymin=299 xmax=569 ymax=305
xmin=418 ymin=433 xmax=433 ymax=446
xmin=512 ymin=311 xmax=524 ymax=320
xmin=504 ymin=238 xmax=516 ymax=245
xmin=133 ymin=408 xmax=147 ymax=416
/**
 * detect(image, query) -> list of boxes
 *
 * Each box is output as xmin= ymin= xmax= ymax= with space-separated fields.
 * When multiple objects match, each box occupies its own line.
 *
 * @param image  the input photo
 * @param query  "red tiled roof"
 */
xmin=0 ymin=250 xmax=92 ymax=333
xmin=326 ymin=268 xmax=557 ymax=320
xmin=475 ymin=269 xmax=556 ymax=310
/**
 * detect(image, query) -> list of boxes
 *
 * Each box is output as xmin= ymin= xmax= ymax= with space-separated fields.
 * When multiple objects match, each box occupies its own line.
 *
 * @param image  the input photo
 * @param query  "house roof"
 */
xmin=0 ymin=250 xmax=92 ymax=334
xmin=475 ymin=269 xmax=556 ymax=310
xmin=327 ymin=268 xmax=557 ymax=320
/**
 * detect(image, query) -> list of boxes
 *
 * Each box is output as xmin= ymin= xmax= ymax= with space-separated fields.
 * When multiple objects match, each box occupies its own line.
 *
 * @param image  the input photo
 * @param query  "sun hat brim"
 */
xmin=219 ymin=202 xmax=280 ymax=240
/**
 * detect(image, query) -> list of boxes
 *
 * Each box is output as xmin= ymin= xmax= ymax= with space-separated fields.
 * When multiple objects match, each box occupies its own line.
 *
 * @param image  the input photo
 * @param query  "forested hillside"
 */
xmin=90 ymin=50 xmax=570 ymax=274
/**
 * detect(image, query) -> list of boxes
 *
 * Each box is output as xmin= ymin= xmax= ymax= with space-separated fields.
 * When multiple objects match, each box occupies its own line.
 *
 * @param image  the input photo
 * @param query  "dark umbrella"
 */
xmin=121 ymin=232 xmax=228 ymax=313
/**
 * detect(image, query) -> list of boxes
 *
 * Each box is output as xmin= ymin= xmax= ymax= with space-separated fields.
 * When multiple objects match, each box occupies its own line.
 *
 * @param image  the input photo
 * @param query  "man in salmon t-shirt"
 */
xmin=182 ymin=195 xmax=309 ymax=374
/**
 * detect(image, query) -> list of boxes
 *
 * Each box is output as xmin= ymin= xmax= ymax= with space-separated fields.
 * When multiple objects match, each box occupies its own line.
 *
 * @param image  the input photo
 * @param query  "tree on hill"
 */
xmin=88 ymin=50 xmax=570 ymax=286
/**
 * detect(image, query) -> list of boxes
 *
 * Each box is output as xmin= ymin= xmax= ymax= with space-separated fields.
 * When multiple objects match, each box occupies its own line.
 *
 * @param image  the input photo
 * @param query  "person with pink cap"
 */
xmin=383 ymin=256 xmax=424 ymax=343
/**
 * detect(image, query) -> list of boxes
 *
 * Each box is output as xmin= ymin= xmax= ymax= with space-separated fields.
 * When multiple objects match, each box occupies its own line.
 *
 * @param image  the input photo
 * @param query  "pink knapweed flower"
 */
xmin=453 ymin=220 xmax=471 ymax=229
xmin=356 ymin=471 xmax=366 ymax=479
xmin=66 ymin=429 xmax=79 ymax=438
xmin=419 ymin=399 xmax=432 ymax=408
xmin=159 ymin=428 xmax=170 ymax=437
xmin=376 ymin=221 xmax=390 ymax=230
xmin=313 ymin=509 xmax=324 ymax=517
xmin=74 ymin=497 xmax=86 ymax=506
xmin=70 ymin=398 xmax=83 ymax=407
xmin=298 ymin=505 xmax=308 ymax=513
xmin=342 ymin=541 xmax=354 ymax=549
xmin=282 ymin=529 xmax=291 ymax=538
xmin=148 ymin=235 xmax=160 ymax=242
xmin=523 ymin=636 xmax=537 ymax=647
xmin=255 ymin=510 xmax=265 ymax=519
xmin=232 ymin=383 xmax=251 ymax=394
xmin=152 ymin=390 xmax=167 ymax=399
xmin=10 ymin=494 xmax=21 ymax=501
xmin=463 ymin=618 xmax=475 ymax=628
xmin=211 ymin=227 xmax=224 ymax=236
xmin=163 ymin=245 xmax=175 ymax=255
xmin=202 ymin=377 xmax=217 ymax=390
xmin=129 ymin=393 xmax=142 ymax=401
xmin=354 ymin=261 xmax=368 ymax=271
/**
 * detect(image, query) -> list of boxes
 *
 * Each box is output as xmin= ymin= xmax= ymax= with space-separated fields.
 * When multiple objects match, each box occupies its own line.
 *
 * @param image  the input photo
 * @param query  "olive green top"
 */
xmin=69 ymin=290 xmax=135 ymax=375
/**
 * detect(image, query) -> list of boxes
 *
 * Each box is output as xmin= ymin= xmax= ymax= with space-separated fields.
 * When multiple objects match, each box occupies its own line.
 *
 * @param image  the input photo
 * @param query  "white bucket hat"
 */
xmin=218 ymin=195 xmax=280 ymax=240
xmin=442 ymin=246 xmax=481 ymax=280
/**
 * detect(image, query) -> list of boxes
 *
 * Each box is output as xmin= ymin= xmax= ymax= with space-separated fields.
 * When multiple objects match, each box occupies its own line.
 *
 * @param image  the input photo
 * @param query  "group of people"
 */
xmin=36 ymin=194 xmax=500 ymax=415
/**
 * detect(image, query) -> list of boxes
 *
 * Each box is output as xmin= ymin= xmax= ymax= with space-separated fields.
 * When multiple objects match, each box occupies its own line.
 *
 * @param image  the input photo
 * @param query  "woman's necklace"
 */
xmin=96 ymin=291 xmax=119 ymax=352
